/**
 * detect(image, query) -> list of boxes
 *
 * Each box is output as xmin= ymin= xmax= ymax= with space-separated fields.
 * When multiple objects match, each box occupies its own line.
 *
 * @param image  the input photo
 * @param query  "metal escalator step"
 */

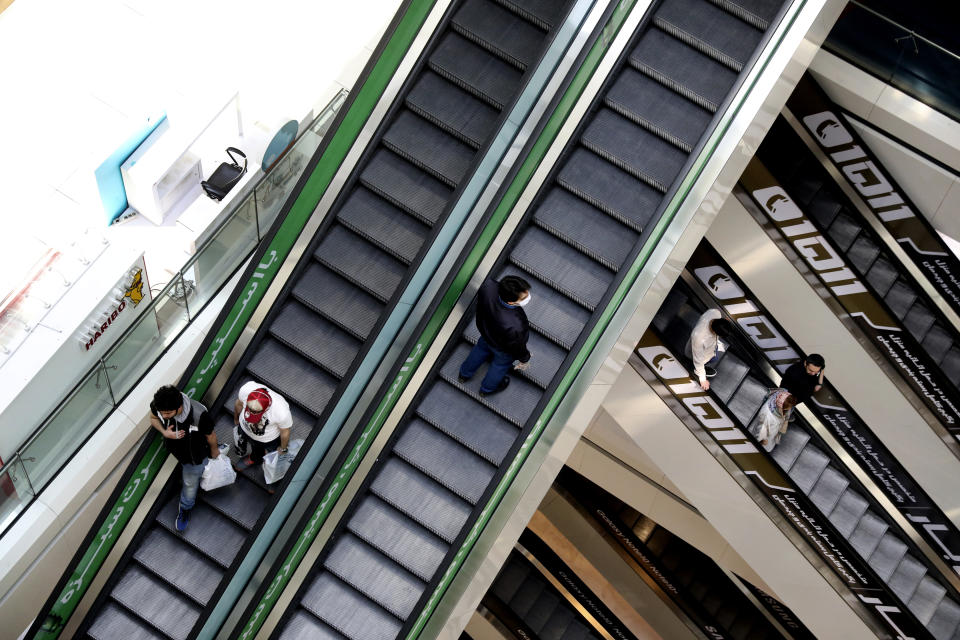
xmin=293 ymin=264 xmax=383 ymax=341
xmin=406 ymin=71 xmax=499 ymax=148
xmin=300 ymin=572 xmax=402 ymax=640
xmin=885 ymin=280 xmax=918 ymax=320
xmin=270 ymin=301 xmax=361 ymax=379
xmin=829 ymin=489 xmax=870 ymax=538
xmin=630 ymin=29 xmax=736 ymax=112
xmin=493 ymin=0 xmax=564 ymax=30
xmin=498 ymin=266 xmax=590 ymax=351
xmin=866 ymin=256 xmax=898 ymax=297
xmin=943 ymin=349 xmax=960 ymax=388
xmin=453 ymin=0 xmax=545 ymax=70
xmin=134 ymin=528 xmax=224 ymax=604
xmin=716 ymin=605 xmax=739 ymax=630
xmin=417 ymin=382 xmax=519 ymax=465
xmin=509 ymin=574 xmax=545 ymax=618
xmin=315 ymin=225 xmax=406 ymax=302
xmin=582 ymin=109 xmax=687 ymax=193
xmin=324 ymin=533 xmax=426 ymax=619
xmin=526 ymin=590 xmax=561 ymax=632
xmin=347 ymin=496 xmax=448 ymax=581
xmin=927 ymin=594 xmax=960 ymax=638
xmin=338 ymin=187 xmax=430 ymax=263
xmin=246 ymin=338 xmax=339 ymax=417
xmin=441 ymin=341 xmax=544 ymax=426
xmin=371 ymin=457 xmax=473 ymax=542
xmin=561 ymin=621 xmax=592 ymax=640
xmin=904 ymin=301 xmax=937 ymax=343
xmin=710 ymin=353 xmax=750 ymax=403
xmin=889 ymin=555 xmax=928 ymax=604
xmin=541 ymin=601 xmax=576 ymax=638
xmin=510 ymin=227 xmax=613 ymax=310
xmin=533 ymin=189 xmax=637 ymax=271
xmin=702 ymin=591 xmax=724 ymax=615
xmin=201 ymin=474 xmax=270 ymax=529
xmin=825 ymin=212 xmax=860 ymax=253
xmin=558 ymin=149 xmax=662 ymax=232
xmin=155 ymin=499 xmax=246 ymax=567
xmin=726 ymin=376 xmax=769 ymax=426
xmin=869 ymin=533 xmax=909 ymax=582
xmin=787 ymin=446 xmax=830 ymax=493
xmin=922 ymin=325 xmax=954 ymax=364
xmin=708 ymin=0 xmax=781 ymax=29
xmin=808 ymin=467 xmax=849 ymax=515
xmin=492 ymin=557 xmax=531 ymax=603
xmin=395 ymin=418 xmax=496 ymax=504
xmin=430 ymin=32 xmax=522 ymax=109
xmin=279 ymin=610 xmax=348 ymax=640
xmin=111 ymin=564 xmax=200 ymax=640
xmin=360 ymin=149 xmax=452 ymax=226
xmin=848 ymin=512 xmax=889 ymax=559
xmin=653 ymin=290 xmax=688 ymax=333
xmin=847 ymin=233 xmax=880 ymax=274
xmin=381 ymin=110 xmax=475 ymax=187
xmin=654 ymin=0 xmax=762 ymax=71
xmin=88 ymin=602 xmax=166 ymax=640
xmin=464 ymin=322 xmax=567 ymax=389
xmin=606 ymin=68 xmax=712 ymax=152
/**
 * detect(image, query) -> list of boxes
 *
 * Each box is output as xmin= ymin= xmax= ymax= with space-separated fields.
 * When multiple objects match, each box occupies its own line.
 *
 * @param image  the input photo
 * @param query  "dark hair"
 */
xmin=711 ymin=318 xmax=733 ymax=339
xmin=498 ymin=275 xmax=531 ymax=303
xmin=782 ymin=393 xmax=797 ymax=412
xmin=806 ymin=353 xmax=825 ymax=369
xmin=153 ymin=385 xmax=183 ymax=412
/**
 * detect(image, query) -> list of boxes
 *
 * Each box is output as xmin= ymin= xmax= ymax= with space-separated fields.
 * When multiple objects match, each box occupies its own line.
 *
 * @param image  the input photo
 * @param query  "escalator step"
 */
xmin=941 ymin=348 xmax=960 ymax=386
xmin=440 ymin=341 xmax=544 ymax=427
xmin=903 ymin=301 xmax=937 ymax=343
xmin=865 ymin=256 xmax=898 ymax=297
xmin=300 ymin=572 xmax=402 ymax=640
xmin=324 ymin=533 xmax=426 ymax=619
xmin=582 ymin=108 xmax=686 ymax=193
xmin=557 ymin=149 xmax=661 ymax=232
xmin=200 ymin=474 xmax=270 ymax=529
xmin=710 ymin=353 xmax=751 ymax=403
xmin=292 ymin=263 xmax=383 ymax=341
xmin=828 ymin=489 xmax=870 ymax=538
xmin=246 ymin=339 xmax=339 ymax=417
xmin=848 ymin=512 xmax=889 ymax=559
xmin=808 ymin=467 xmax=849 ymax=515
xmin=630 ymin=29 xmax=736 ymax=112
xmin=315 ymin=225 xmax=406 ymax=302
xmin=156 ymin=500 xmax=246 ymax=568
xmin=606 ymin=68 xmax=712 ymax=152
xmin=655 ymin=0 xmax=762 ymax=71
xmin=511 ymin=227 xmax=613 ymax=310
xmin=371 ymin=457 xmax=472 ymax=542
xmin=337 ymin=188 xmax=430 ymax=264
xmin=493 ymin=0 xmax=565 ymax=30
xmin=270 ymin=301 xmax=361 ymax=379
xmin=534 ymin=189 xmax=637 ymax=270
xmin=453 ymin=0 xmax=545 ymax=70
xmin=889 ymin=555 xmax=928 ymax=604
xmin=381 ymin=110 xmax=476 ymax=187
xmin=728 ymin=613 xmax=756 ymax=639
xmin=110 ymin=564 xmax=200 ymax=640
xmin=825 ymin=212 xmax=860 ymax=253
xmin=406 ymin=71 xmax=499 ymax=149
xmin=787 ymin=446 xmax=830 ymax=493
xmin=709 ymin=0 xmax=781 ymax=29
xmin=526 ymin=589 xmax=561 ymax=632
xmin=88 ymin=602 xmax=166 ymax=640
xmin=885 ymin=280 xmax=918 ymax=320
xmin=869 ymin=534 xmax=909 ymax=582
xmin=715 ymin=604 xmax=739 ymax=630
xmin=279 ymin=610 xmax=348 ymax=640
xmin=430 ymin=32 xmax=522 ymax=109
xmin=501 ymin=265 xmax=591 ymax=349
xmin=464 ymin=322 xmax=567 ymax=389
xmin=702 ymin=591 xmax=724 ymax=615
xmin=394 ymin=419 xmax=496 ymax=503
xmin=847 ymin=234 xmax=880 ymax=274
xmin=134 ymin=528 xmax=224 ymax=604
xmin=492 ymin=557 xmax=531 ymax=602
xmin=922 ymin=325 xmax=954 ymax=364
xmin=347 ymin=496 xmax=448 ymax=581
xmin=417 ymin=382 xmax=520 ymax=465
xmin=726 ymin=376 xmax=769 ymax=426
xmin=540 ymin=604 xmax=576 ymax=639
xmin=509 ymin=574 xmax=545 ymax=618
xmin=360 ymin=149 xmax=452 ymax=226
xmin=928 ymin=597 xmax=960 ymax=640
xmin=561 ymin=621 xmax=592 ymax=640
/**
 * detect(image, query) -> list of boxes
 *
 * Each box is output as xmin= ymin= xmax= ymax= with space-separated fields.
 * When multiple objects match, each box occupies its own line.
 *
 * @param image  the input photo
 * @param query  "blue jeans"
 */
xmin=180 ymin=459 xmax=208 ymax=511
xmin=459 ymin=336 xmax=515 ymax=393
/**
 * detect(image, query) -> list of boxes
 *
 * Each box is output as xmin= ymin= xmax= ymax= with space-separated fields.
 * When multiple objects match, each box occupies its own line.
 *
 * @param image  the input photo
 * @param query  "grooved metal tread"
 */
xmin=133 ymin=528 xmax=224 ymax=605
xmin=406 ymin=71 xmax=499 ymax=148
xmin=430 ymin=32 xmax=522 ymax=109
xmin=111 ymin=564 xmax=200 ymax=640
xmin=337 ymin=187 xmax=430 ymax=264
xmin=314 ymin=224 xmax=407 ymax=302
xmin=360 ymin=149 xmax=452 ymax=226
xmin=453 ymin=0 xmax=545 ymax=70
xmin=270 ymin=300 xmax=361 ymax=379
xmin=654 ymin=0 xmax=762 ymax=71
xmin=293 ymin=263 xmax=384 ymax=341
xmin=534 ymin=188 xmax=637 ymax=270
xmin=156 ymin=499 xmax=246 ymax=568
xmin=300 ymin=572 xmax=402 ymax=640
xmin=381 ymin=110 xmax=476 ymax=187
xmin=494 ymin=0 xmax=564 ymax=30
xmin=246 ymin=338 xmax=339 ymax=417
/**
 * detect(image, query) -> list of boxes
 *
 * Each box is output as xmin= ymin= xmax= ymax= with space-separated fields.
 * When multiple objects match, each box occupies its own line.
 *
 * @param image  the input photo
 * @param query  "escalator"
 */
xmin=69 ymin=1 xmax=581 ymax=638
xmin=643 ymin=272 xmax=960 ymax=638
xmin=267 ymin=0 xmax=795 ymax=637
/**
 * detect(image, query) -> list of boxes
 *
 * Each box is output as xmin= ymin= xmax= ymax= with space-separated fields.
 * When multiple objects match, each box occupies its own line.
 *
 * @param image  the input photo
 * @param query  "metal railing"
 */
xmin=0 ymin=89 xmax=348 ymax=535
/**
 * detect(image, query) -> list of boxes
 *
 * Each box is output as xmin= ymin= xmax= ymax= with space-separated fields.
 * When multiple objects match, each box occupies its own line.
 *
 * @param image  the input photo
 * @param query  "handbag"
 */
xmin=201 ymin=147 xmax=247 ymax=201
xmin=201 ymin=445 xmax=237 ymax=491
xmin=233 ymin=424 xmax=251 ymax=458
xmin=262 ymin=439 xmax=304 ymax=484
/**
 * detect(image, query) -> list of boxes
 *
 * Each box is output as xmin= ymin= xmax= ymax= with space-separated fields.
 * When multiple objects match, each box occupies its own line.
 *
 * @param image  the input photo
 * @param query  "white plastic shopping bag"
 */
xmin=262 ymin=439 xmax=304 ymax=484
xmin=201 ymin=445 xmax=237 ymax=491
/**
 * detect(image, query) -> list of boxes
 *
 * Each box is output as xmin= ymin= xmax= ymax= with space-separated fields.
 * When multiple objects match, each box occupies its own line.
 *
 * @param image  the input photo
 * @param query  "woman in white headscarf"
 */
xmin=752 ymin=388 xmax=795 ymax=452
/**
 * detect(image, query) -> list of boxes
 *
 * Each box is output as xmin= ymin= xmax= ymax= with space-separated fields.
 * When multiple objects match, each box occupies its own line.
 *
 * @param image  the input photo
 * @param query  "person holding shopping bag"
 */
xmin=233 ymin=381 xmax=293 ymax=478
xmin=752 ymin=388 xmax=795 ymax=452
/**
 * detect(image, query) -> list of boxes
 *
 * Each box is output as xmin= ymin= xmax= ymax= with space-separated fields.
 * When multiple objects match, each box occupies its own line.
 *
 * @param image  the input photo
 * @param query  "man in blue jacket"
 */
xmin=459 ymin=275 xmax=532 ymax=396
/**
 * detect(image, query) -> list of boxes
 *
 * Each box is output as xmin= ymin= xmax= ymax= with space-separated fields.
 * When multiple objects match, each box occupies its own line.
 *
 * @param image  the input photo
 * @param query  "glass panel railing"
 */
xmin=823 ymin=1 xmax=960 ymax=122
xmin=0 ymin=89 xmax=348 ymax=536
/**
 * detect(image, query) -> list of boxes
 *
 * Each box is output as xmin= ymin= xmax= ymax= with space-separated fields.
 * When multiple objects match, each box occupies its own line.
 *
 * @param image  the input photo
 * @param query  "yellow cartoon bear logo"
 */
xmin=124 ymin=269 xmax=145 ymax=305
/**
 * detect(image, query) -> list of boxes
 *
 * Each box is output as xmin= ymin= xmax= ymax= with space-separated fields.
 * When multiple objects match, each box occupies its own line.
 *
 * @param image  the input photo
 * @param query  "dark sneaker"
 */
xmin=175 ymin=506 xmax=191 ymax=532
xmin=480 ymin=376 xmax=510 ymax=397
xmin=705 ymin=366 xmax=717 ymax=378
xmin=458 ymin=374 xmax=469 ymax=383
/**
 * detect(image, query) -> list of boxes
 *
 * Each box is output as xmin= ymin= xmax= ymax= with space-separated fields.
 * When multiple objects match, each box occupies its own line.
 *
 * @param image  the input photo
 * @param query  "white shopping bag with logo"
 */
xmin=200 ymin=445 xmax=237 ymax=491
xmin=262 ymin=439 xmax=304 ymax=484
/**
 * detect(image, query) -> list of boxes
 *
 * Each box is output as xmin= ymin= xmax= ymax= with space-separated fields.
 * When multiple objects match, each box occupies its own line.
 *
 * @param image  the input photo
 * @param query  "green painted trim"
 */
xmin=31 ymin=2 xmax=437 ymax=637
xmin=236 ymin=0 xmax=638 ymax=637
xmin=406 ymin=1 xmax=808 ymax=637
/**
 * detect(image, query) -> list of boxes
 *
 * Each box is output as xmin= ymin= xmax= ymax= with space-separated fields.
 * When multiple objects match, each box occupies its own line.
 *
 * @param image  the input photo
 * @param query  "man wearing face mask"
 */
xmin=459 ymin=275 xmax=532 ymax=397
xmin=780 ymin=353 xmax=825 ymax=409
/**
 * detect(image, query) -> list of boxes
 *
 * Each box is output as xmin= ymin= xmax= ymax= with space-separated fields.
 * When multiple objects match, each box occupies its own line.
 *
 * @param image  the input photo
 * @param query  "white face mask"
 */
xmin=515 ymin=293 xmax=531 ymax=307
